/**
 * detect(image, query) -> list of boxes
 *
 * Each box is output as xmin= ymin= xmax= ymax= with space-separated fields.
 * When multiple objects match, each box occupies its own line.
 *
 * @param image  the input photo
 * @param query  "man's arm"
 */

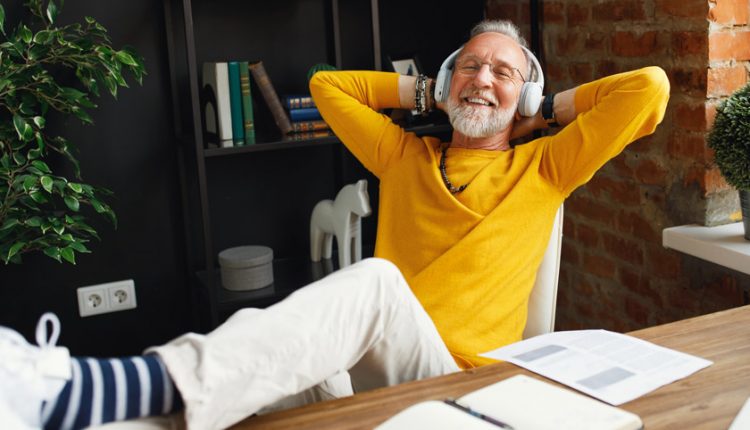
xmin=509 ymin=87 xmax=577 ymax=140
xmin=538 ymin=66 xmax=670 ymax=195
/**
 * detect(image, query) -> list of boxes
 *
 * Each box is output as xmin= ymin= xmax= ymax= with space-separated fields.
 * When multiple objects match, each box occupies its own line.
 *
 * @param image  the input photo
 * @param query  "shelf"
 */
xmin=201 ymin=123 xmax=453 ymax=158
xmin=196 ymin=256 xmax=341 ymax=313
xmin=662 ymin=223 xmax=750 ymax=275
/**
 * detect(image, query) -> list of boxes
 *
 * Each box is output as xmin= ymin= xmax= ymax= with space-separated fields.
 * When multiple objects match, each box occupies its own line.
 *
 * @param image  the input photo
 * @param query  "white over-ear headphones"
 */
xmin=434 ymin=44 xmax=544 ymax=117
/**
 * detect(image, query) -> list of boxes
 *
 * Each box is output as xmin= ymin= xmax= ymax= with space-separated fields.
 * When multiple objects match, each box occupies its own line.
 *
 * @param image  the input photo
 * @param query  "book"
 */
xmin=238 ymin=60 xmax=256 ymax=145
xmin=376 ymin=375 xmax=643 ymax=430
xmin=227 ymin=61 xmax=245 ymax=145
xmin=283 ymin=130 xmax=334 ymax=141
xmin=288 ymin=107 xmax=322 ymax=122
xmin=201 ymin=62 xmax=233 ymax=145
xmin=291 ymin=120 xmax=329 ymax=133
xmin=248 ymin=61 xmax=293 ymax=135
xmin=283 ymin=94 xmax=316 ymax=109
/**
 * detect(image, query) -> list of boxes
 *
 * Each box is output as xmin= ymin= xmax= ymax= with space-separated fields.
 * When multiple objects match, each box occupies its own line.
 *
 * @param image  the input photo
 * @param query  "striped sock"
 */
xmin=42 ymin=354 xmax=183 ymax=430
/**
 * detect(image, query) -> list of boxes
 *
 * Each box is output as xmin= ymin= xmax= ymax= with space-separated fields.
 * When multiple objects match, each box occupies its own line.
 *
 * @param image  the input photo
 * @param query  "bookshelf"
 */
xmin=163 ymin=0 xmax=484 ymax=328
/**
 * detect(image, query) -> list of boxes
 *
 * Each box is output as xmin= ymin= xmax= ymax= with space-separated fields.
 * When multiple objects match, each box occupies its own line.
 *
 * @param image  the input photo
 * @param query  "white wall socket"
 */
xmin=77 ymin=279 xmax=137 ymax=317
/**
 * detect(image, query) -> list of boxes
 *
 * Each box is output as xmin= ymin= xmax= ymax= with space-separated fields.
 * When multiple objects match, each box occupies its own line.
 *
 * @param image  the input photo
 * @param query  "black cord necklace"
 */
xmin=439 ymin=144 xmax=469 ymax=194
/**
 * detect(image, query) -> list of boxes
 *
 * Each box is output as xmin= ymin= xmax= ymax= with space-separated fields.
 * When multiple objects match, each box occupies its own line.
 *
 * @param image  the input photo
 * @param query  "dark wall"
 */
xmin=0 ymin=1 xmax=189 ymax=356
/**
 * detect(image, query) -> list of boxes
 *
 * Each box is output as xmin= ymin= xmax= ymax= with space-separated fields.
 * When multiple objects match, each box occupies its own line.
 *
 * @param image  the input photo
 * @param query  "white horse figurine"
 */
xmin=310 ymin=179 xmax=372 ymax=268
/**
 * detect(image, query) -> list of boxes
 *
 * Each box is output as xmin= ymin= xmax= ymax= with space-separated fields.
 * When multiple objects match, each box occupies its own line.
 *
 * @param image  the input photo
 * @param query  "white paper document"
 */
xmin=480 ymin=329 xmax=712 ymax=405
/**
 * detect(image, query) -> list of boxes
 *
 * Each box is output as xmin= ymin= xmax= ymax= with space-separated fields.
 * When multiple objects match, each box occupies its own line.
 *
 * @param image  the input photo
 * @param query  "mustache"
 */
xmin=458 ymin=87 xmax=499 ymax=105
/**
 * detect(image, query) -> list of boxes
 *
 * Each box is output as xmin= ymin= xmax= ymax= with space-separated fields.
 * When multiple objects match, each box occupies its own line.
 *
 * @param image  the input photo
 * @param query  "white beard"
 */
xmin=446 ymin=89 xmax=517 ymax=138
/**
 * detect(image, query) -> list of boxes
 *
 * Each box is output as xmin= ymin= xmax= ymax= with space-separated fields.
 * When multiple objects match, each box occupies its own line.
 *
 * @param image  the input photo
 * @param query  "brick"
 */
xmin=584 ymin=32 xmax=608 ymax=51
xmin=619 ymin=267 xmax=664 ymax=306
xmin=674 ymin=102 xmax=707 ymax=132
xmin=567 ymin=195 xmax=617 ymax=227
xmin=602 ymin=232 xmax=644 ymax=265
xmin=667 ymin=131 xmax=710 ymax=162
xmin=576 ymin=223 xmax=599 ymax=248
xmin=486 ymin=1 xmax=519 ymax=20
xmin=708 ymin=0 xmax=749 ymax=25
xmin=612 ymin=31 xmax=659 ymax=57
xmin=634 ymin=158 xmax=669 ymax=185
xmin=672 ymin=31 xmax=707 ymax=56
xmin=583 ymin=252 xmax=617 ymax=278
xmin=567 ymin=3 xmax=589 ymax=26
xmin=556 ymin=33 xmax=580 ymax=55
xmin=587 ymin=175 xmax=642 ymax=205
xmin=706 ymin=102 xmax=717 ymax=130
xmin=668 ymin=67 xmax=707 ymax=96
xmin=546 ymin=62 xmax=566 ymax=81
xmin=597 ymin=60 xmax=619 ymax=78
xmin=709 ymin=31 xmax=750 ymax=61
xmin=625 ymin=297 xmax=650 ymax=327
xmin=610 ymin=156 xmax=634 ymax=177
xmin=544 ymin=1 xmax=565 ymax=24
xmin=646 ymin=245 xmax=682 ymax=279
xmin=561 ymin=241 xmax=579 ymax=265
xmin=707 ymin=65 xmax=748 ymax=97
xmin=569 ymin=62 xmax=593 ymax=82
xmin=656 ymin=0 xmax=708 ymax=18
xmin=616 ymin=210 xmax=660 ymax=242
xmin=705 ymin=166 xmax=733 ymax=193
xmin=593 ymin=0 xmax=647 ymax=21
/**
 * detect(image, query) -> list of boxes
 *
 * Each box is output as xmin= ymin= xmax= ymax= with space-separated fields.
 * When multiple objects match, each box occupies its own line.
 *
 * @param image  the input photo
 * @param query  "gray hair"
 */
xmin=469 ymin=20 xmax=532 ymax=79
xmin=470 ymin=20 xmax=528 ymax=48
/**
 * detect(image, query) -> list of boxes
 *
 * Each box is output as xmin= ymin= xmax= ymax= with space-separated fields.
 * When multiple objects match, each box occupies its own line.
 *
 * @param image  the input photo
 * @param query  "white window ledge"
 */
xmin=662 ymin=223 xmax=750 ymax=275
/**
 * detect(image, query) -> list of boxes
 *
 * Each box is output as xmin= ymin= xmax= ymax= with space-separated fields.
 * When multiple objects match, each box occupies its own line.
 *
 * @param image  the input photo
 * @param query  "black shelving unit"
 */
xmin=163 ymin=0 xmax=483 ymax=329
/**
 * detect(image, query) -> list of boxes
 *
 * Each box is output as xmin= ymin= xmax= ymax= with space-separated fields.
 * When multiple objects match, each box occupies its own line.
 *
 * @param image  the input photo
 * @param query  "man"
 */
xmin=1 ymin=20 xmax=669 ymax=430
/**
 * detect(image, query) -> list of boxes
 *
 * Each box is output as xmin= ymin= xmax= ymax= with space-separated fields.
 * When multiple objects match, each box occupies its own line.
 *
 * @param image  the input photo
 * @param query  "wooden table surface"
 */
xmin=233 ymin=305 xmax=750 ymax=430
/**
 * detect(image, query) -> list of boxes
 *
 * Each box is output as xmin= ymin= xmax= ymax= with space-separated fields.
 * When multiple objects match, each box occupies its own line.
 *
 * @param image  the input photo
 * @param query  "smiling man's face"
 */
xmin=446 ymin=32 xmax=528 ymax=139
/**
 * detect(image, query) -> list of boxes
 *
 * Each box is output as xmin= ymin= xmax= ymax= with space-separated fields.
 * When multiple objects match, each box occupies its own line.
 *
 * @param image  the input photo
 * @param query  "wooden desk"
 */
xmin=234 ymin=305 xmax=750 ymax=430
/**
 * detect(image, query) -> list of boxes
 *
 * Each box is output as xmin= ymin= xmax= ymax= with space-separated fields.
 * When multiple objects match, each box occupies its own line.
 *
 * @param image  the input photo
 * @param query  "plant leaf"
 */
xmin=67 ymin=182 xmax=83 ymax=193
xmin=31 ymin=160 xmax=51 ymax=173
xmin=0 ymin=4 xmax=5 ymax=35
xmin=33 ymin=116 xmax=45 ymax=129
xmin=40 ymin=176 xmax=53 ymax=193
xmin=19 ymin=25 xmax=32 ymax=44
xmin=69 ymin=241 xmax=90 ymax=253
xmin=0 ymin=218 xmax=19 ymax=230
xmin=43 ymin=246 xmax=61 ymax=262
xmin=7 ymin=242 xmax=25 ymax=261
xmin=46 ymin=1 xmax=59 ymax=24
xmin=64 ymin=195 xmax=80 ymax=211
xmin=60 ymin=246 xmax=76 ymax=264
xmin=116 ymin=50 xmax=138 ymax=66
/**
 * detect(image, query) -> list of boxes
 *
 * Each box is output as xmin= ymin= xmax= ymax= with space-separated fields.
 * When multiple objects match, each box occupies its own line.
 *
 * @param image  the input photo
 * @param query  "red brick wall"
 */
xmin=486 ymin=0 xmax=750 ymax=332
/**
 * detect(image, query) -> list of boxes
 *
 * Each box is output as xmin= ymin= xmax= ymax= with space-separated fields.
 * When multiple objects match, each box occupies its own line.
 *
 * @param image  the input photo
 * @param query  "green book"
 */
xmin=239 ymin=61 xmax=256 ymax=144
xmin=227 ymin=61 xmax=245 ymax=145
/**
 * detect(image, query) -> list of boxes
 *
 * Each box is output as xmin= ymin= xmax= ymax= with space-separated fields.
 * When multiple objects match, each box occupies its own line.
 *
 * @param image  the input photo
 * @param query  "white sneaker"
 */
xmin=0 ymin=313 xmax=72 ymax=429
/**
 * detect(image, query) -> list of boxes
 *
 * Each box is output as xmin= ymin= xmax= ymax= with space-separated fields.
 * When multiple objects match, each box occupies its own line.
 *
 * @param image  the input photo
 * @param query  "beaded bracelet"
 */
xmin=414 ymin=74 xmax=430 ymax=116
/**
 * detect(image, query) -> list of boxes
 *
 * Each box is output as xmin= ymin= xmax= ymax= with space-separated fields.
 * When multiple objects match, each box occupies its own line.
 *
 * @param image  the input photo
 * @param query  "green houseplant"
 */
xmin=707 ymin=82 xmax=750 ymax=240
xmin=0 ymin=0 xmax=145 ymax=264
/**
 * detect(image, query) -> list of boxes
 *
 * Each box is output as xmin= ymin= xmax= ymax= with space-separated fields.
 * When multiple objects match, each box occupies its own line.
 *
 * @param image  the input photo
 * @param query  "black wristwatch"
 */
xmin=542 ymin=93 xmax=559 ymax=127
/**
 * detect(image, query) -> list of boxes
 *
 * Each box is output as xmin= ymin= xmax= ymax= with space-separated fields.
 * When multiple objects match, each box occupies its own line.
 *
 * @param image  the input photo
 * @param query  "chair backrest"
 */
xmin=523 ymin=205 xmax=564 ymax=339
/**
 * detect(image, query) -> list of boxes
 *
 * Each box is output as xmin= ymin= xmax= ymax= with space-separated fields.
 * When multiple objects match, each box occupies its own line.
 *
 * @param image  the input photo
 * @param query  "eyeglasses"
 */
xmin=455 ymin=56 xmax=525 ymax=83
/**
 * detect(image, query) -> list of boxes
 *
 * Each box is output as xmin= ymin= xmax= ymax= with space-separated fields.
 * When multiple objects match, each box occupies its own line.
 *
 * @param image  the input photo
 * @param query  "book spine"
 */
xmin=239 ymin=61 xmax=256 ymax=145
xmin=249 ymin=61 xmax=293 ymax=135
xmin=291 ymin=120 xmax=329 ymax=132
xmin=283 ymin=95 xmax=315 ymax=109
xmin=288 ymin=107 xmax=322 ymax=122
xmin=201 ymin=62 xmax=233 ymax=143
xmin=227 ymin=61 xmax=245 ymax=144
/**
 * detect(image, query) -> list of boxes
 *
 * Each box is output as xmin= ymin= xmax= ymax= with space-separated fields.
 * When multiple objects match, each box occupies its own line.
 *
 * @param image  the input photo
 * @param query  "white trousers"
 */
xmin=150 ymin=258 xmax=460 ymax=430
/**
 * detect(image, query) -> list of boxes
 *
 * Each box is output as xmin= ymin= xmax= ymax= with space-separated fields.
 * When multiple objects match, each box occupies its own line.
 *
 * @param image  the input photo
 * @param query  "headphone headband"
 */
xmin=434 ymin=43 xmax=545 ymax=117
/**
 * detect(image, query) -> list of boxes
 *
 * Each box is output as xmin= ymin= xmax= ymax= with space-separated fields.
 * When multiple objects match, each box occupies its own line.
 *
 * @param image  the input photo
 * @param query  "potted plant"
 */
xmin=0 ymin=0 xmax=145 ymax=263
xmin=707 ymin=82 xmax=750 ymax=240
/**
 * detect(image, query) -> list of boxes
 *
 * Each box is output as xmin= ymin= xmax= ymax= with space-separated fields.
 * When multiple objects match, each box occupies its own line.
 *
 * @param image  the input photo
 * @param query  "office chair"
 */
xmin=523 ymin=205 xmax=564 ymax=339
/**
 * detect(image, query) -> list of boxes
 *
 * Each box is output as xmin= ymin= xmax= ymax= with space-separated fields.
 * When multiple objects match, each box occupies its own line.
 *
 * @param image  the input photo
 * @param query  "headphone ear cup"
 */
xmin=435 ymin=68 xmax=451 ymax=104
xmin=517 ymin=82 xmax=543 ymax=117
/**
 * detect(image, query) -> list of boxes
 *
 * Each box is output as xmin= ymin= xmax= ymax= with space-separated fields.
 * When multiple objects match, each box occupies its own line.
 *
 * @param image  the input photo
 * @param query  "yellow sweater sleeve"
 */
xmin=309 ymin=71 xmax=409 ymax=177
xmin=540 ymin=66 xmax=670 ymax=196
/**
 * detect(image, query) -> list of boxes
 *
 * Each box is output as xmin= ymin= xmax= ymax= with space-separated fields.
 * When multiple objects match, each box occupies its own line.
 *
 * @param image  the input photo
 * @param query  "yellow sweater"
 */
xmin=310 ymin=68 xmax=670 ymax=368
